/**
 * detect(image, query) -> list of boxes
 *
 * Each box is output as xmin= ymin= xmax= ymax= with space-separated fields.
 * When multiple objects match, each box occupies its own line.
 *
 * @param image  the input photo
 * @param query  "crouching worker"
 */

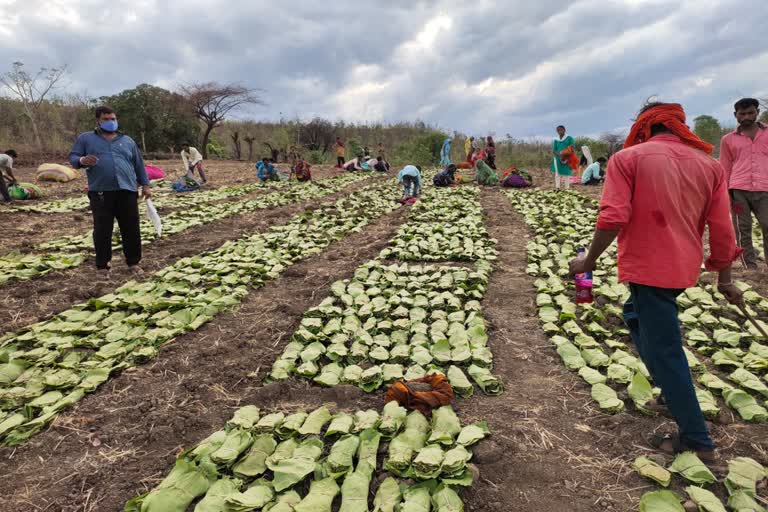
xmin=181 ymin=143 xmax=207 ymax=184
xmin=475 ymin=160 xmax=499 ymax=186
xmin=256 ymin=157 xmax=279 ymax=182
xmin=397 ymin=165 xmax=422 ymax=200
xmin=581 ymin=157 xmax=606 ymax=185
xmin=292 ymin=160 xmax=312 ymax=182
xmin=0 ymin=149 xmax=19 ymax=203
xmin=434 ymin=164 xmax=458 ymax=187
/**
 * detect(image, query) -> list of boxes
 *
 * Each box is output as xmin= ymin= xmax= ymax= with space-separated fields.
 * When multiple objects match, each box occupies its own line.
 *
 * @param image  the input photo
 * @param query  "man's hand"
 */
xmin=80 ymin=155 xmax=99 ymax=167
xmin=141 ymin=185 xmax=152 ymax=199
xmin=718 ymin=282 xmax=744 ymax=306
xmin=569 ymin=253 xmax=596 ymax=277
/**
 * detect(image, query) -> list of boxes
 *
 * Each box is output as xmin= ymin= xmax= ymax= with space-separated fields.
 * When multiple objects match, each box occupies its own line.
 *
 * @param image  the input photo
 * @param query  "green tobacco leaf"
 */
xmin=638 ymin=490 xmax=685 ymax=512
xmin=634 ymin=456 xmax=671 ymax=487
xmin=669 ymin=451 xmax=716 ymax=485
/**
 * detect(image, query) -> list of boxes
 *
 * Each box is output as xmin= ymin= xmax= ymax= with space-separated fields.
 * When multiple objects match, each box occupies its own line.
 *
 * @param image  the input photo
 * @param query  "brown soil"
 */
xmin=0 ymin=162 xmax=345 ymax=253
xmin=0 ymin=173 xmax=383 ymax=336
xmin=0 ymin=203 xmax=407 ymax=512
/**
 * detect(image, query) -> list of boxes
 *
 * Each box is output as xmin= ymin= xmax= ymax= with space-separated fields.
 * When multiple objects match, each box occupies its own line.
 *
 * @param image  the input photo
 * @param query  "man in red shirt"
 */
xmin=720 ymin=98 xmax=768 ymax=269
xmin=570 ymin=102 xmax=743 ymax=460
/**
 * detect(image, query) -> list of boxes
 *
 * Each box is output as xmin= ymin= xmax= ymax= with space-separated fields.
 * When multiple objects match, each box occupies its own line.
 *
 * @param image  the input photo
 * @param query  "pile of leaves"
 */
xmin=268 ymin=261 xmax=503 ymax=397
xmin=0 ymin=180 xmax=399 ymax=446
xmin=635 ymin=453 xmax=766 ymax=511
xmin=125 ymin=402 xmax=490 ymax=512
xmin=380 ymin=187 xmax=498 ymax=262
xmin=507 ymin=190 xmax=768 ymax=421
xmin=0 ymin=174 xmax=369 ymax=286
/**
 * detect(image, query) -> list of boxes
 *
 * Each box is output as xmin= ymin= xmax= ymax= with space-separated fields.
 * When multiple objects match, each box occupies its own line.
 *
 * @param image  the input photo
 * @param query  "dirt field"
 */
xmin=0 ymin=163 xmax=766 ymax=512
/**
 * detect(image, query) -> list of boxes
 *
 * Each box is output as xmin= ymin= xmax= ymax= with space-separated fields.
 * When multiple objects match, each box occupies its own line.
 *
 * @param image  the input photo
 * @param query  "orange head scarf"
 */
xmin=623 ymin=103 xmax=714 ymax=154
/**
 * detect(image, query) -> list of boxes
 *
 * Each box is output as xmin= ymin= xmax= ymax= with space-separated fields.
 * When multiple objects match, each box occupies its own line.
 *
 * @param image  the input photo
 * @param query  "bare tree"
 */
xmin=599 ymin=131 xmax=627 ymax=158
xmin=0 ymin=61 xmax=68 ymax=150
xmin=244 ymin=135 xmax=256 ymax=161
xmin=230 ymin=131 xmax=242 ymax=160
xmin=178 ymin=82 xmax=263 ymax=158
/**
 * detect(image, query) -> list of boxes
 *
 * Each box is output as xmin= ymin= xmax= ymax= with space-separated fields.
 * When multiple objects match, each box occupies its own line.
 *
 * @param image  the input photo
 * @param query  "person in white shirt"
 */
xmin=0 ymin=149 xmax=19 ymax=202
xmin=180 ymin=143 xmax=207 ymax=184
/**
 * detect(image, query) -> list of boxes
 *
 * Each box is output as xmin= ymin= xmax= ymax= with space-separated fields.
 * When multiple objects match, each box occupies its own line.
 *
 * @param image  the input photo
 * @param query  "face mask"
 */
xmin=99 ymin=120 xmax=118 ymax=133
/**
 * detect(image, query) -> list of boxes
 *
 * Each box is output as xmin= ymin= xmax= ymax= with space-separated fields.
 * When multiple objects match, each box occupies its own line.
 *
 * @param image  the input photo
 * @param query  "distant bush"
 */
xmin=306 ymin=149 xmax=326 ymax=165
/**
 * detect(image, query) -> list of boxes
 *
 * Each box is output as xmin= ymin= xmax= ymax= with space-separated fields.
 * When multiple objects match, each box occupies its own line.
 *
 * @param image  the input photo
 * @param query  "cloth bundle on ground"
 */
xmin=172 ymin=176 xmax=201 ymax=192
xmin=145 ymin=165 xmax=166 ymax=180
xmin=385 ymin=374 xmax=455 ymax=416
xmin=475 ymin=160 xmax=499 ymax=186
xmin=9 ymin=182 xmax=43 ymax=200
xmin=500 ymin=167 xmax=532 ymax=188
xmin=36 ymin=163 xmax=78 ymax=182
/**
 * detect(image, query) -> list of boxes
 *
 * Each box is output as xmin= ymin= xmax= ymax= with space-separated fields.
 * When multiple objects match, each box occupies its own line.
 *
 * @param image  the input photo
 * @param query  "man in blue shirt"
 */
xmin=69 ymin=106 xmax=151 ymax=274
xmin=581 ymin=157 xmax=606 ymax=185
xmin=256 ymin=157 xmax=279 ymax=182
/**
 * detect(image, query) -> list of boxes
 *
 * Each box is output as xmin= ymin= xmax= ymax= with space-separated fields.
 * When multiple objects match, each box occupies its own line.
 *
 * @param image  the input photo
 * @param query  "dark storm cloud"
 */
xmin=0 ymin=0 xmax=765 ymax=137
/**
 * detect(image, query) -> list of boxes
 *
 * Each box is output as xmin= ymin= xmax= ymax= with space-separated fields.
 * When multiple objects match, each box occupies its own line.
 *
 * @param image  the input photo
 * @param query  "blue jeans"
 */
xmin=623 ymin=283 xmax=714 ymax=449
xmin=402 ymin=176 xmax=420 ymax=198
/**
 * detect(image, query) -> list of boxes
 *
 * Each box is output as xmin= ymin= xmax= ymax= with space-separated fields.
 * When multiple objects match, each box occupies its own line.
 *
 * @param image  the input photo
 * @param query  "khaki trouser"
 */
xmin=731 ymin=189 xmax=768 ymax=266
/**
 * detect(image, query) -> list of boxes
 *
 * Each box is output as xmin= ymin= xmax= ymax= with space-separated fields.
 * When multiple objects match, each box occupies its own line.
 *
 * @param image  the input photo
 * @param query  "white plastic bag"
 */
xmin=581 ymin=146 xmax=594 ymax=165
xmin=145 ymin=198 xmax=162 ymax=237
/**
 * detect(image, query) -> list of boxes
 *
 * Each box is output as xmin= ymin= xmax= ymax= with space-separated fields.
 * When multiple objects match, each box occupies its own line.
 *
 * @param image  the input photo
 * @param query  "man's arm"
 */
xmin=69 ymin=135 xmax=86 ymax=168
xmin=705 ymin=165 xmax=743 ymax=304
xmin=181 ymin=151 xmax=190 ymax=169
xmin=132 ymin=142 xmax=151 ymax=198
xmin=719 ymin=135 xmax=733 ymax=187
xmin=570 ymin=155 xmax=633 ymax=274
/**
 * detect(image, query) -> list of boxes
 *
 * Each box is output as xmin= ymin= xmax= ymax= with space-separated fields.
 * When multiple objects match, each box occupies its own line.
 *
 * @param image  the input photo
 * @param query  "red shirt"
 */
xmin=597 ymin=134 xmax=740 ymax=289
xmin=720 ymin=123 xmax=768 ymax=192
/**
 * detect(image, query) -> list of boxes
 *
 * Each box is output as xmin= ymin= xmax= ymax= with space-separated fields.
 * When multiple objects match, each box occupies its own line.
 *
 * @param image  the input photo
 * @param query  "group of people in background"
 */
xmin=333 ymin=137 xmax=390 ymax=173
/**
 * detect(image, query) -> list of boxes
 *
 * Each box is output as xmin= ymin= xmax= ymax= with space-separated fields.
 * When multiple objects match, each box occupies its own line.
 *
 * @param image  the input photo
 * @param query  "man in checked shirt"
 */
xmin=720 ymin=98 xmax=768 ymax=269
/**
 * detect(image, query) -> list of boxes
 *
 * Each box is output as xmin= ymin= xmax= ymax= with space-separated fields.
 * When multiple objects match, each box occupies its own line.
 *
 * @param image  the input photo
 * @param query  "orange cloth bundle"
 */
xmin=385 ymin=374 xmax=454 ymax=416
xmin=559 ymin=146 xmax=579 ymax=171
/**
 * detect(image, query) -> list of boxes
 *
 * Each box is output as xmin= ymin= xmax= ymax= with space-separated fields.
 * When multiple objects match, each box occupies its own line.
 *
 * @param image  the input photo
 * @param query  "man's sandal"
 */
xmin=648 ymin=433 xmax=716 ymax=463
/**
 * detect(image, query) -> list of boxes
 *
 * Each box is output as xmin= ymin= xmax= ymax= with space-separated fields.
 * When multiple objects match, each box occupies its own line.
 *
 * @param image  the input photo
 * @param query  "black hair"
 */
xmin=597 ymin=157 xmax=607 ymax=164
xmin=734 ymin=98 xmax=760 ymax=112
xmin=95 ymin=105 xmax=115 ymax=119
xmin=181 ymin=142 xmax=190 ymax=147
xmin=556 ymin=125 xmax=565 ymax=130
xmin=637 ymin=101 xmax=673 ymax=136
xmin=415 ymin=165 xmax=422 ymax=173
xmin=5 ymin=149 xmax=17 ymax=158
xmin=377 ymin=156 xmax=383 ymax=161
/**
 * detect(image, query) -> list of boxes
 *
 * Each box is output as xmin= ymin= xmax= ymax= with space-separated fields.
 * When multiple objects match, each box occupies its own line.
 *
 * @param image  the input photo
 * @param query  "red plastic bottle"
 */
xmin=574 ymin=248 xmax=594 ymax=304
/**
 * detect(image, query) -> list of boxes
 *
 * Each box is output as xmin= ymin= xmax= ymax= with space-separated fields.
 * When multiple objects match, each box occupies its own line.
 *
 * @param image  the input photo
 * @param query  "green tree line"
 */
xmin=1 ymin=72 xmax=765 ymax=167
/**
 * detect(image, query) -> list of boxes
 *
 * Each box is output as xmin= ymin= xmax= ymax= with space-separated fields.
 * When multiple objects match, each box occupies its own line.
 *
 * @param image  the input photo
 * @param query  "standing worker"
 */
xmin=551 ymin=125 xmax=578 ymax=189
xmin=440 ymin=138 xmax=452 ymax=166
xmin=333 ymin=137 xmax=346 ymax=168
xmin=720 ymin=98 xmax=768 ymax=270
xmin=180 ymin=142 xmax=208 ymax=184
xmin=485 ymin=136 xmax=497 ymax=169
xmin=570 ymin=102 xmax=743 ymax=461
xmin=0 ymin=149 xmax=19 ymax=203
xmin=464 ymin=137 xmax=474 ymax=162
xmin=69 ymin=106 xmax=151 ymax=274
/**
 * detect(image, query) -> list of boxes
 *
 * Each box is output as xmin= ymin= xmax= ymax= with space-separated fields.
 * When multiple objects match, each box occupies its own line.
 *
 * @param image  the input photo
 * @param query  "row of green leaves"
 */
xmin=506 ymin=190 xmax=768 ymax=423
xmin=0 ymin=178 xmax=399 ymax=446
xmin=269 ymin=183 xmax=503 ymax=396
xmin=126 ymin=402 xmax=489 ymax=512
xmin=0 ymin=174 xmax=369 ymax=286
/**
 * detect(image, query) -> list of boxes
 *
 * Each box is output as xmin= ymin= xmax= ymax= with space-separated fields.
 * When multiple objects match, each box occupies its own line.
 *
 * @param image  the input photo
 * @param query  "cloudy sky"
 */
xmin=0 ymin=0 xmax=766 ymax=139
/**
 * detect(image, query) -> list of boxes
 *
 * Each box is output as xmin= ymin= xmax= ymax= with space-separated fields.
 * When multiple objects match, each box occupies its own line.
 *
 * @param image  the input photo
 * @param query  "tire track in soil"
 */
xmin=0 ymin=200 xmax=407 ymax=512
xmin=469 ymin=188 xmax=768 ymax=512
xmin=0 ymin=175 xmax=384 ymax=336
